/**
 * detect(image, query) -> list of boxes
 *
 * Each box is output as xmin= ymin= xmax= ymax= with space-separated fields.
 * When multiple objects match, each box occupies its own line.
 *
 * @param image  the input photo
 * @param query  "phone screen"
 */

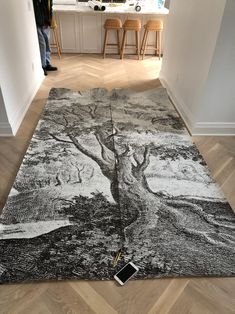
xmin=116 ymin=263 xmax=137 ymax=283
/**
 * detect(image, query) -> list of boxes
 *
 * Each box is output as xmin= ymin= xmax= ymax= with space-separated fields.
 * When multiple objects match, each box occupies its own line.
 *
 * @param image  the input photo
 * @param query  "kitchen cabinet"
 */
xmin=80 ymin=14 xmax=102 ymax=53
xmin=55 ymin=12 xmax=80 ymax=53
xmin=53 ymin=6 xmax=168 ymax=55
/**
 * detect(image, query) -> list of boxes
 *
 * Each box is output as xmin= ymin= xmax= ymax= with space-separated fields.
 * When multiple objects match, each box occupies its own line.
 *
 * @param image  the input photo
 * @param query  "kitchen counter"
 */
xmin=53 ymin=3 xmax=169 ymax=15
xmin=52 ymin=3 xmax=168 ymax=54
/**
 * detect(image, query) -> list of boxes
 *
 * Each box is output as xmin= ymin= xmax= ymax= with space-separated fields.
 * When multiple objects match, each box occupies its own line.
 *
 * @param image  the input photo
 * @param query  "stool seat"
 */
xmin=140 ymin=19 xmax=163 ymax=60
xmin=123 ymin=19 xmax=141 ymax=31
xmin=120 ymin=19 xmax=141 ymax=59
xmin=144 ymin=20 xmax=163 ymax=31
xmin=104 ymin=18 xmax=122 ymax=30
xmin=103 ymin=19 xmax=122 ymax=58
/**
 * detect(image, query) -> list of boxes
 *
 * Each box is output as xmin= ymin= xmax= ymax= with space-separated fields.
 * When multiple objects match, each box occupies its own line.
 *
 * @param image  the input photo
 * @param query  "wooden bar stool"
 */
xmin=140 ymin=20 xmax=163 ymax=60
xmin=50 ymin=18 xmax=62 ymax=58
xmin=120 ymin=19 xmax=141 ymax=60
xmin=103 ymin=19 xmax=122 ymax=58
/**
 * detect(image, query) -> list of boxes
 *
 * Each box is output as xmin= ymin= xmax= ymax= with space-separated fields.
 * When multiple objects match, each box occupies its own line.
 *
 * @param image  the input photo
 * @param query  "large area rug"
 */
xmin=0 ymin=88 xmax=235 ymax=284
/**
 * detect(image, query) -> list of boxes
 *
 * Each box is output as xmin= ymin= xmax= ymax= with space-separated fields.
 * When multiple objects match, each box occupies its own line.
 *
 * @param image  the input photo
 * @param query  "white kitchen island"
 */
xmin=53 ymin=3 xmax=169 ymax=54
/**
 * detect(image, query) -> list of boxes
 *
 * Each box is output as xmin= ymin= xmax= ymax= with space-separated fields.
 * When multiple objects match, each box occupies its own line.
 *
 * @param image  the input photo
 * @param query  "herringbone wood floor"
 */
xmin=0 ymin=54 xmax=234 ymax=314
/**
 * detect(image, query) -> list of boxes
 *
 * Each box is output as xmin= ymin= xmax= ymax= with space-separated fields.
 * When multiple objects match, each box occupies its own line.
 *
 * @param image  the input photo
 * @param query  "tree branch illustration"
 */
xmin=49 ymin=133 xmax=73 ymax=144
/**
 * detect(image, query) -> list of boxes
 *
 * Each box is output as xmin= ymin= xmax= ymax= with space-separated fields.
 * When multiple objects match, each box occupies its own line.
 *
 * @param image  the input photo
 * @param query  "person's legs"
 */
xmin=42 ymin=26 xmax=57 ymax=71
xmin=42 ymin=26 xmax=51 ymax=66
xmin=37 ymin=27 xmax=47 ymax=68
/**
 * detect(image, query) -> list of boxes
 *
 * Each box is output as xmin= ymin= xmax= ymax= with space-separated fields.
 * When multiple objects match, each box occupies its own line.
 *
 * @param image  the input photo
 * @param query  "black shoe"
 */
xmin=45 ymin=64 xmax=58 ymax=71
xmin=43 ymin=67 xmax=48 ymax=76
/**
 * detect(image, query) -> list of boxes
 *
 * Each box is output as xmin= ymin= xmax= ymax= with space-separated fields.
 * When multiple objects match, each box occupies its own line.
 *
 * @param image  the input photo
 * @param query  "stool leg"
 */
xmin=135 ymin=31 xmax=140 ymax=60
xmin=52 ymin=29 xmax=56 ymax=54
xmin=140 ymin=29 xmax=147 ymax=56
xmin=54 ymin=28 xmax=61 ymax=58
xmin=103 ymin=29 xmax=108 ymax=59
xmin=120 ymin=30 xmax=127 ymax=60
xmin=142 ymin=30 xmax=149 ymax=60
xmin=117 ymin=29 xmax=121 ymax=55
xmin=158 ymin=30 xmax=162 ymax=60
xmin=155 ymin=31 xmax=158 ymax=57
xmin=57 ymin=29 xmax=62 ymax=56
xmin=52 ymin=28 xmax=61 ymax=59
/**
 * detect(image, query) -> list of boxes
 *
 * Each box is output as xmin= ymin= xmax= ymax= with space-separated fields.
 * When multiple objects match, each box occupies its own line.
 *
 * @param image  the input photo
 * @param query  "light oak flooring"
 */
xmin=0 ymin=54 xmax=234 ymax=314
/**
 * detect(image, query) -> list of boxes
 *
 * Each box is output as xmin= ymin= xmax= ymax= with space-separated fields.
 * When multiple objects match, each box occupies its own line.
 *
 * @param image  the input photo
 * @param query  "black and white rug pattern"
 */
xmin=0 ymin=88 xmax=234 ymax=284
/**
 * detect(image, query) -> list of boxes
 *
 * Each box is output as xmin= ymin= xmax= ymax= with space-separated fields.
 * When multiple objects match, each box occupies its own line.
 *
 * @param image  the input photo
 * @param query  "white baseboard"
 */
xmin=193 ymin=122 xmax=235 ymax=136
xmin=9 ymin=73 xmax=44 ymax=136
xmin=0 ymin=122 xmax=13 ymax=136
xmin=159 ymin=77 xmax=195 ymax=135
xmin=160 ymin=77 xmax=235 ymax=136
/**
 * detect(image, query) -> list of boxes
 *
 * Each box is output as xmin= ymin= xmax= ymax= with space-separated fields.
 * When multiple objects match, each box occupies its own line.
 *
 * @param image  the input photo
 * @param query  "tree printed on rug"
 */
xmin=0 ymin=87 xmax=234 ymax=284
xmin=111 ymin=89 xmax=235 ymax=278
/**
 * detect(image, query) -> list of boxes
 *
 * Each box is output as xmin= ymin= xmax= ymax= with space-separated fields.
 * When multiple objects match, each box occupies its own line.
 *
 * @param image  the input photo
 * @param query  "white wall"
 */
xmin=160 ymin=0 xmax=235 ymax=135
xmin=0 ymin=0 xmax=43 ymax=136
xmin=0 ymin=87 xmax=12 ymax=135
xmin=196 ymin=0 xmax=235 ymax=133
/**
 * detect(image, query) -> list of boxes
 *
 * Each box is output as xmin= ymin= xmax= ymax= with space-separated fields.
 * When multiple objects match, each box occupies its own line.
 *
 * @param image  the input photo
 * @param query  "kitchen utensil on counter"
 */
xmin=88 ymin=0 xmax=106 ymax=11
